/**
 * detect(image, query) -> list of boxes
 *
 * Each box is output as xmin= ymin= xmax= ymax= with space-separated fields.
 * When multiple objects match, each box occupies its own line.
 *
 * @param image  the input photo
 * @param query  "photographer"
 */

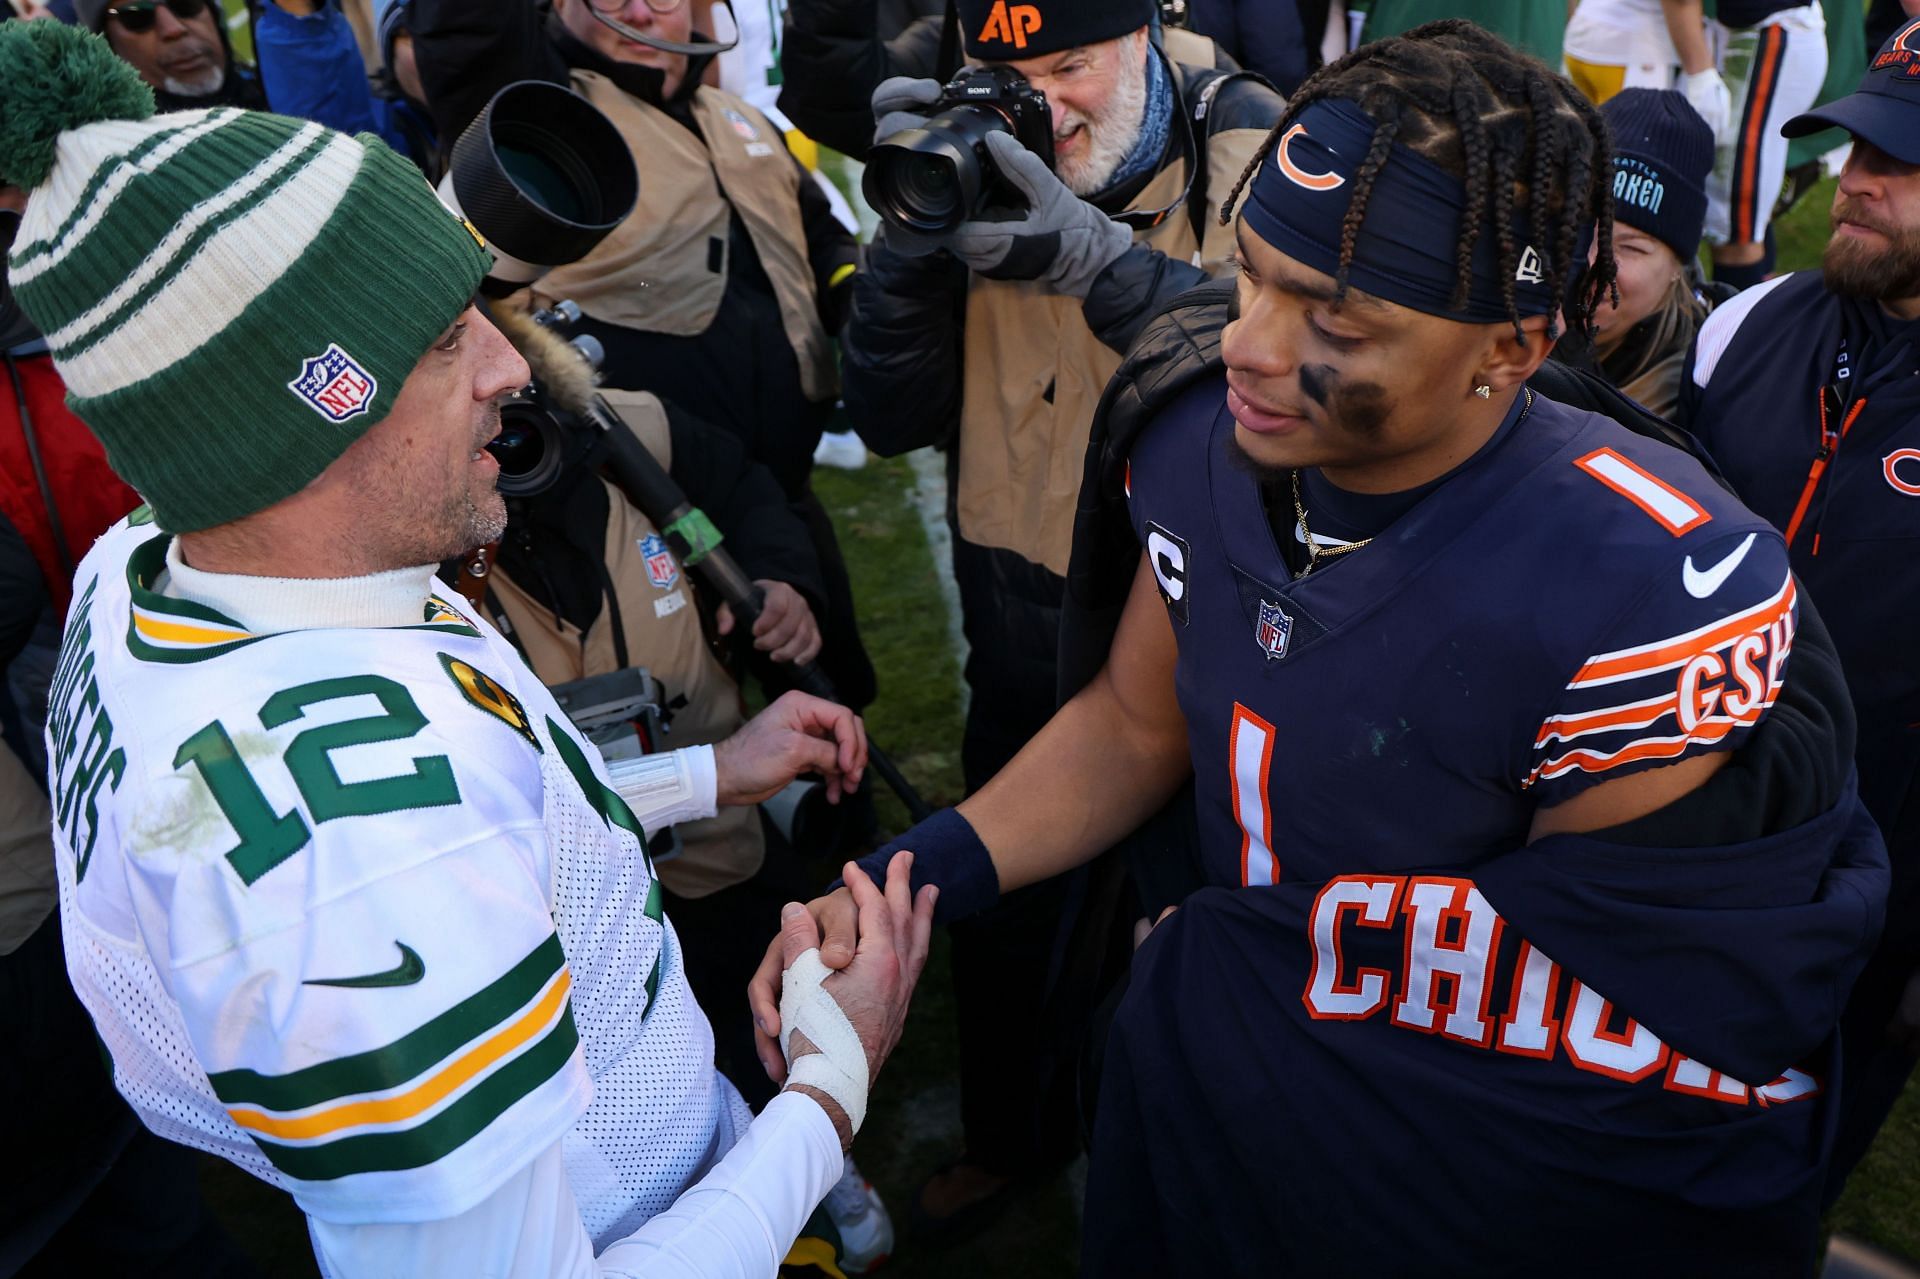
xmin=409 ymin=0 xmax=875 ymax=710
xmin=838 ymin=0 xmax=1280 ymax=1232
xmin=776 ymin=0 xmax=1236 ymax=160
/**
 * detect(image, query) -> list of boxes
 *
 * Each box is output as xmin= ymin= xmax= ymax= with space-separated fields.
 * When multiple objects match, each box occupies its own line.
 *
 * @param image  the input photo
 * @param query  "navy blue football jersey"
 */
xmin=1086 ymin=379 xmax=1884 ymax=1275
xmin=1129 ymin=382 xmax=1796 ymax=890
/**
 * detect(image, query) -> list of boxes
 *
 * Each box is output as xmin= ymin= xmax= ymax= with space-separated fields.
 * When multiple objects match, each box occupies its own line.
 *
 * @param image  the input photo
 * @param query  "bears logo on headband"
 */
xmin=1242 ymin=98 xmax=1559 ymax=324
xmin=1275 ymin=124 xmax=1346 ymax=193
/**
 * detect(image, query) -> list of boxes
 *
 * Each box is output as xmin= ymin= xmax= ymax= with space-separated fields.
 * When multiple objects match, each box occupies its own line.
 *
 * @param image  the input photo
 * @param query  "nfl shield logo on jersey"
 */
xmin=1256 ymin=599 xmax=1293 ymax=661
xmin=639 ymin=534 xmax=679 ymax=590
xmin=287 ymin=343 xmax=378 ymax=423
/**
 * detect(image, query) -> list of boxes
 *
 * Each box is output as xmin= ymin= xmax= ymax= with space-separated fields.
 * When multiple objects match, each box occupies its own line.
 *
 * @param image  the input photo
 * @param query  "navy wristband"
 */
xmin=847 ymin=807 xmax=999 ymax=924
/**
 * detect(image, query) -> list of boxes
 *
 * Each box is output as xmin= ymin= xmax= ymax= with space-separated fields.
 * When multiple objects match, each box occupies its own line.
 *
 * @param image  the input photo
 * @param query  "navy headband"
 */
xmin=1241 ymin=98 xmax=1560 ymax=324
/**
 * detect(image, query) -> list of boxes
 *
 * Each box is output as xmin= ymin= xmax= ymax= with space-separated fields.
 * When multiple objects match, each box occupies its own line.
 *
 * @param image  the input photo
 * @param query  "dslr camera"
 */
xmin=863 ymin=65 xmax=1055 ymax=235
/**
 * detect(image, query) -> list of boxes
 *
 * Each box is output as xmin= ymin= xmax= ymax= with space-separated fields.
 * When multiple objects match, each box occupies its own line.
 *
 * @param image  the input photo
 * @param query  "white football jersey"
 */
xmin=46 ymin=514 xmax=745 ymax=1241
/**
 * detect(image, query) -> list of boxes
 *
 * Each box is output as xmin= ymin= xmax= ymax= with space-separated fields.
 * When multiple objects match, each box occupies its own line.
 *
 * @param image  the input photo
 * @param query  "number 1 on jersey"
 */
xmin=1229 ymin=703 xmax=1280 ymax=886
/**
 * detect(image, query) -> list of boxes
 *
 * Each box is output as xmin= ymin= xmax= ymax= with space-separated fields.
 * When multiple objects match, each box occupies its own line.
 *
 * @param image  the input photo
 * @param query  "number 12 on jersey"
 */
xmin=1229 ymin=703 xmax=1281 ymax=887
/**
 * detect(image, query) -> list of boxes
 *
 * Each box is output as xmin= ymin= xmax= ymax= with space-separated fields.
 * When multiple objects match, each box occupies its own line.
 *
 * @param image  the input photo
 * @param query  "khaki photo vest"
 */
xmin=534 ymin=73 xmax=838 ymax=404
xmin=956 ymin=113 xmax=1268 ymax=576
xmin=490 ymin=389 xmax=765 ymax=900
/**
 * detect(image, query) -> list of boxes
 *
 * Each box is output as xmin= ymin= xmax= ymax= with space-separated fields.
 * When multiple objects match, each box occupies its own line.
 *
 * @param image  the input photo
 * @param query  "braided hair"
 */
xmin=1221 ymin=20 xmax=1618 ymax=342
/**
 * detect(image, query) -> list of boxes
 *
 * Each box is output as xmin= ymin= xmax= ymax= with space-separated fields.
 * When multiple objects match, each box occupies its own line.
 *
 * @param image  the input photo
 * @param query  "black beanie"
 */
xmin=1601 ymin=88 xmax=1714 ymax=263
xmin=956 ymin=0 xmax=1155 ymax=60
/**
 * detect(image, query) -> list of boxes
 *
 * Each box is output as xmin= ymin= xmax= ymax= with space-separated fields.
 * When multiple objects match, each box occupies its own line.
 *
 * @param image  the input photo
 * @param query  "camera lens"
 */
xmin=889 ymin=153 xmax=964 ymax=227
xmin=863 ymin=106 xmax=1008 ymax=235
xmin=489 ymin=397 xmax=567 ymax=497
xmin=441 ymin=80 xmax=640 ymax=290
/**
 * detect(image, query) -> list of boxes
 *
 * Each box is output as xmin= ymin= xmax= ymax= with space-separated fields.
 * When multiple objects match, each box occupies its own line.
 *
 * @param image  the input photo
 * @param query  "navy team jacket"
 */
xmin=1684 ymin=271 xmax=1920 ymax=840
xmin=1082 ymin=379 xmax=1888 ymax=1276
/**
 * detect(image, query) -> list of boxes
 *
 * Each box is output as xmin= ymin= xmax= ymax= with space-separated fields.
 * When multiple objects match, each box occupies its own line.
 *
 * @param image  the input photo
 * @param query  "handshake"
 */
xmin=756 ymin=852 xmax=936 ymax=1150
xmin=699 ymin=690 xmax=937 ymax=1150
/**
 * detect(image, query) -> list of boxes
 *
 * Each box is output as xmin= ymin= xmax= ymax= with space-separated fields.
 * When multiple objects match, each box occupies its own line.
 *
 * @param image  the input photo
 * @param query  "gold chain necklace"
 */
xmin=1291 ymin=469 xmax=1372 ymax=577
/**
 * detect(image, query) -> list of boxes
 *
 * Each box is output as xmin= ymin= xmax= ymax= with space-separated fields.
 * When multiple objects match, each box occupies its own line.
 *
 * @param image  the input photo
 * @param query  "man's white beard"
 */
xmin=163 ymin=65 xmax=226 ymax=98
xmin=1054 ymin=48 xmax=1150 ymax=197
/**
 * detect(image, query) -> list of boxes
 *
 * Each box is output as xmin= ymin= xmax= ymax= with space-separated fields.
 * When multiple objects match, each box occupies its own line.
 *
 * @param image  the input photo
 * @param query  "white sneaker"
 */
xmin=823 ymin=1154 xmax=894 ymax=1273
xmin=813 ymin=430 xmax=868 ymax=470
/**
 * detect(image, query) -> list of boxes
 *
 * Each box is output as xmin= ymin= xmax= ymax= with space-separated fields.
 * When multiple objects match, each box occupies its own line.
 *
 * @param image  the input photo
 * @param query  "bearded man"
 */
xmin=836 ymin=0 xmax=1281 ymax=1232
xmin=1681 ymin=18 xmax=1920 ymax=1206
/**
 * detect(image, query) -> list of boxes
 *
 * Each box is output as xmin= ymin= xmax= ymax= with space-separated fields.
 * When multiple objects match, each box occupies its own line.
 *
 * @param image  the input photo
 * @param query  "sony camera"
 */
xmin=863 ymin=65 xmax=1055 ymax=235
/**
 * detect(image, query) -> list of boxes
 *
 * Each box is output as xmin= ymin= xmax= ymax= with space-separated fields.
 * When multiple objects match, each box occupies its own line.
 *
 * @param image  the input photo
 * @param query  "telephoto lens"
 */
xmin=437 ymin=80 xmax=640 ymax=294
xmin=864 ymin=65 xmax=1055 ymax=235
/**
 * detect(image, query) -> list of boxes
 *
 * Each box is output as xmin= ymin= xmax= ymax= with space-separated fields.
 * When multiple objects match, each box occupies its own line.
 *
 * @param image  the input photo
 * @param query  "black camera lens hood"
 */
xmin=442 ymin=80 xmax=639 ymax=281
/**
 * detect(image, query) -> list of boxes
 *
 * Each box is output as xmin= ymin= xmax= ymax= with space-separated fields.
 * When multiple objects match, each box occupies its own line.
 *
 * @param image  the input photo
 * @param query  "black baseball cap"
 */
xmin=1782 ymin=19 xmax=1920 ymax=164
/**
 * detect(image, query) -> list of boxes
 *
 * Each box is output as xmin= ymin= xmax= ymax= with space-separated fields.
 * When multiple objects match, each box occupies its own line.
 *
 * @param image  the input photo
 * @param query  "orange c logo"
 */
xmin=1275 ymin=124 xmax=1346 ymax=193
xmin=1897 ymin=18 xmax=1920 ymax=52
xmin=1884 ymin=448 xmax=1920 ymax=496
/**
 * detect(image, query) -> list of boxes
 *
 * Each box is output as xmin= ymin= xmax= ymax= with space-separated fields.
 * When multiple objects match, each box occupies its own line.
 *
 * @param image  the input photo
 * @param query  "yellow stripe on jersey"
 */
xmin=131 ymin=607 xmax=254 ymax=646
xmin=227 ymin=969 xmax=572 ymax=1142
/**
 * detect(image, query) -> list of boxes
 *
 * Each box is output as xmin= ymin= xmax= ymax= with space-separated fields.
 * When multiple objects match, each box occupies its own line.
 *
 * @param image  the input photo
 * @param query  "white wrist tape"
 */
xmin=779 ymin=949 xmax=870 ymax=1134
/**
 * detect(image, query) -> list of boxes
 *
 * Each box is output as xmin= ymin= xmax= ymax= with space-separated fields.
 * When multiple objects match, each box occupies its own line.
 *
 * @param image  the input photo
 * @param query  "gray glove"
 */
xmin=871 ymin=75 xmax=943 ymax=148
xmin=903 ymin=133 xmax=1133 ymax=298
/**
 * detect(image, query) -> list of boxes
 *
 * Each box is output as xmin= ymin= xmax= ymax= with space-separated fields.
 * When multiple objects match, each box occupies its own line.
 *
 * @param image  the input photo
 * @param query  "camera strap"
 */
xmin=938 ymin=0 xmax=963 ymax=81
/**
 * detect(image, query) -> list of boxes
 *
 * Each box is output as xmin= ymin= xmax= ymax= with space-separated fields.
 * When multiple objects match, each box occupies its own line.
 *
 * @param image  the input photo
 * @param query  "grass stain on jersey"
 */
xmin=127 ymin=731 xmax=282 ymax=862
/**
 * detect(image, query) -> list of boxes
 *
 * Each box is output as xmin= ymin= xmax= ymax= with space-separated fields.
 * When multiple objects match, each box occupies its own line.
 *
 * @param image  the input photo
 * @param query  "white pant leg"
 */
xmin=1706 ymin=3 xmax=1829 ymax=246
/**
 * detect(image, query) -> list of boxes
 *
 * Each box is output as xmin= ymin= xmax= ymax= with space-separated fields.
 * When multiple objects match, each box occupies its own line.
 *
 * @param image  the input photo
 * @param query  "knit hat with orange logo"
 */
xmin=957 ymin=0 xmax=1154 ymax=61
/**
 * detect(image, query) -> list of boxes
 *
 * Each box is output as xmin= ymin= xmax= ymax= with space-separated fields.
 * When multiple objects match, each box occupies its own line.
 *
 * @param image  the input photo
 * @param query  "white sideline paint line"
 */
xmin=906 ymin=445 xmax=971 ymax=715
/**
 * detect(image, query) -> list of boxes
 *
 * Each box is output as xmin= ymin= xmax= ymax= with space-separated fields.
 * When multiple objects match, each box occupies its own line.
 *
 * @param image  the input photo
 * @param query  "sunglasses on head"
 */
xmin=104 ymin=0 xmax=208 ymax=34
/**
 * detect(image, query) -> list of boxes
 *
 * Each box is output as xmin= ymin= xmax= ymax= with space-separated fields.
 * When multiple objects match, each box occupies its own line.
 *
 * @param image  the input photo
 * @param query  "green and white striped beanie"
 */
xmin=0 ymin=22 xmax=489 ymax=532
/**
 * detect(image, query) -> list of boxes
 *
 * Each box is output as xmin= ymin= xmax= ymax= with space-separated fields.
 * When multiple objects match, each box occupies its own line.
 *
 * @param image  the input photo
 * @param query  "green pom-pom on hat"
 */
xmin=0 ymin=21 xmax=155 ymax=190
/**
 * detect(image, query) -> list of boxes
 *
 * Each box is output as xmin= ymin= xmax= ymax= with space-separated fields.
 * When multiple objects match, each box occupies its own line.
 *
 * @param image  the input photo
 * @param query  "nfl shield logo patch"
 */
xmin=1256 ymin=599 xmax=1292 ymax=661
xmin=639 ymin=533 xmax=680 ymax=590
xmin=725 ymin=108 xmax=761 ymax=142
xmin=288 ymin=343 xmax=378 ymax=423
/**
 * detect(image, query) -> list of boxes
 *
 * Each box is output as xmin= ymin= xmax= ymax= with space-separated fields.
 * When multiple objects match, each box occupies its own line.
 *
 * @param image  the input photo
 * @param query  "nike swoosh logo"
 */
xmin=1683 ymin=532 xmax=1758 ymax=600
xmin=303 ymin=941 xmax=426 ymax=990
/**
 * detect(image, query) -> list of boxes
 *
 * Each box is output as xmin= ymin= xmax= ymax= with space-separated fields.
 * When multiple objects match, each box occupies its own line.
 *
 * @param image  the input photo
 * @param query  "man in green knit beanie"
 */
xmin=1 ymin=20 xmax=933 ymax=1278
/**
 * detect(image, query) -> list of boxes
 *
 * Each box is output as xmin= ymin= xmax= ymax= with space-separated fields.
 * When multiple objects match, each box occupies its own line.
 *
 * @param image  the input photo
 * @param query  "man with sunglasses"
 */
xmin=73 ymin=0 xmax=264 ymax=110
xmin=75 ymin=0 xmax=408 ymax=149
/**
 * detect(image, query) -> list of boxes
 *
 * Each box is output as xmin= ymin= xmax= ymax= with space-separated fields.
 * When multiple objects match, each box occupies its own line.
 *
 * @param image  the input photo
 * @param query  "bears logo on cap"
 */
xmin=1275 ymin=124 xmax=1346 ymax=192
xmin=977 ymin=0 xmax=1042 ymax=50
xmin=1873 ymin=18 xmax=1920 ymax=73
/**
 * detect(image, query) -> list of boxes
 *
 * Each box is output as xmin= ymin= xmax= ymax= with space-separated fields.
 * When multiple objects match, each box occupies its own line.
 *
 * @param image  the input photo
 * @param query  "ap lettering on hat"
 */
xmin=957 ymin=0 xmax=1154 ymax=61
xmin=977 ymin=1 xmax=1042 ymax=50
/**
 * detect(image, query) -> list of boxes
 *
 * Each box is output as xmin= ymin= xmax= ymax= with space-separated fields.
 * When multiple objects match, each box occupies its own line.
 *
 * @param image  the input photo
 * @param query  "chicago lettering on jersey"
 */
xmin=1303 ymin=873 xmax=1822 ymax=1107
xmin=46 ymin=576 xmax=127 ymax=882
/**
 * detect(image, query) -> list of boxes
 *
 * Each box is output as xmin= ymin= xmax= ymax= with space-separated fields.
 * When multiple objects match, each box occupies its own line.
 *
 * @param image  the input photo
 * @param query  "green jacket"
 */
xmin=1354 ymin=0 xmax=1565 ymax=65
